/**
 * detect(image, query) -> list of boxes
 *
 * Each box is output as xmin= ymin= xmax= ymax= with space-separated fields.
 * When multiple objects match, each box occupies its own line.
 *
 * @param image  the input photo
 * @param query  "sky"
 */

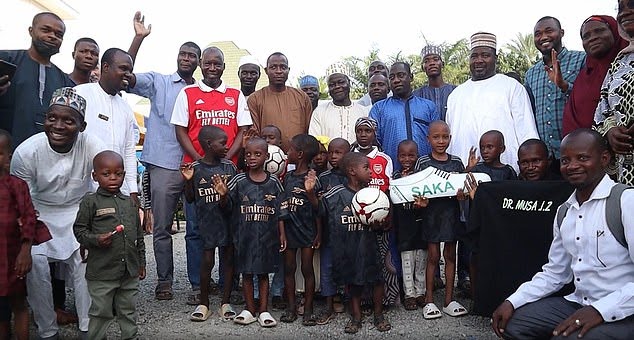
xmin=1 ymin=0 xmax=619 ymax=84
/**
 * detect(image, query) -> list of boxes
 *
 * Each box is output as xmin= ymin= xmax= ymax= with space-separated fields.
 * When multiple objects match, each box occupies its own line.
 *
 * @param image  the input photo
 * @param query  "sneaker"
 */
xmin=389 ymin=166 xmax=492 ymax=204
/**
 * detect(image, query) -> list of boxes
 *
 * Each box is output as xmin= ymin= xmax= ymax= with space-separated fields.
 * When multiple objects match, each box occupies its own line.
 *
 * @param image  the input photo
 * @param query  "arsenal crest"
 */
xmin=373 ymin=163 xmax=383 ymax=174
xmin=225 ymin=97 xmax=235 ymax=106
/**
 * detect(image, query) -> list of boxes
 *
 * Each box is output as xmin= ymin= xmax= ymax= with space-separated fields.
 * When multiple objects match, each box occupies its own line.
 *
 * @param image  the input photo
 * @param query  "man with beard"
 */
xmin=413 ymin=45 xmax=456 ymax=121
xmin=368 ymin=74 xmax=389 ymax=105
xmin=0 ymin=12 xmax=74 ymax=149
xmin=248 ymin=52 xmax=312 ymax=152
xmin=446 ymin=32 xmax=538 ymax=173
xmin=125 ymin=11 xmax=202 ymax=300
xmin=69 ymin=38 xmax=100 ymax=86
xmin=74 ymin=48 xmax=139 ymax=203
xmin=238 ymin=55 xmax=261 ymax=98
xmin=357 ymin=60 xmax=392 ymax=107
xmin=525 ymin=16 xmax=585 ymax=169
xmin=11 ymin=87 xmax=105 ymax=340
xmin=369 ymin=61 xmax=439 ymax=170
xmin=299 ymin=75 xmax=320 ymax=111
xmin=309 ymin=72 xmax=369 ymax=142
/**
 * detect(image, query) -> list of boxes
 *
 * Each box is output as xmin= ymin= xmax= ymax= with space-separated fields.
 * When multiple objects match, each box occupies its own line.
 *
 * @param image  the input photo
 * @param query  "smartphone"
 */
xmin=0 ymin=60 xmax=17 ymax=81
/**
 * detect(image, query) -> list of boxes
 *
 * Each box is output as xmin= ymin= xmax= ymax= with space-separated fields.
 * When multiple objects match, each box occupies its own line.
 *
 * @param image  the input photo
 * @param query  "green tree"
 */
xmin=498 ymin=33 xmax=539 ymax=81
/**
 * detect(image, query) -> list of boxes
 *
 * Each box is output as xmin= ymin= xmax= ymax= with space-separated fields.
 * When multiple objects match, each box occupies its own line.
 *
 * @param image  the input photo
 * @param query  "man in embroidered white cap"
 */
xmin=11 ymin=87 xmax=106 ymax=339
xmin=446 ymin=32 xmax=538 ymax=173
xmin=238 ymin=55 xmax=261 ymax=98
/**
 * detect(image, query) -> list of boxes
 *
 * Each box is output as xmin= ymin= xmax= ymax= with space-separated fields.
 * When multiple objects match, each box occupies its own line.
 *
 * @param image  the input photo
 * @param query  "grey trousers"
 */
xmin=504 ymin=296 xmax=634 ymax=340
xmin=148 ymin=165 xmax=184 ymax=285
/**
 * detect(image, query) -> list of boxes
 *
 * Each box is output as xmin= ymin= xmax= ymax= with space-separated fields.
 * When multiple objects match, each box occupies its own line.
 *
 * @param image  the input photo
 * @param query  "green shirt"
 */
xmin=74 ymin=188 xmax=145 ymax=281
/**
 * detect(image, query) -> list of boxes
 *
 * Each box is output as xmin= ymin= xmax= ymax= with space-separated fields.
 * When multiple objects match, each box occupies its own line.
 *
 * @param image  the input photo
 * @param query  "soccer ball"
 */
xmin=351 ymin=187 xmax=390 ymax=225
xmin=265 ymin=144 xmax=287 ymax=177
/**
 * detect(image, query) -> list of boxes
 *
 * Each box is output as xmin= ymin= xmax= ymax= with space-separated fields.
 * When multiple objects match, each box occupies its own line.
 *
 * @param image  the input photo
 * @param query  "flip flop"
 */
xmin=443 ymin=301 xmax=468 ymax=317
xmin=422 ymin=303 xmax=442 ymax=320
xmin=219 ymin=303 xmax=236 ymax=321
xmin=190 ymin=305 xmax=210 ymax=322
xmin=233 ymin=310 xmax=257 ymax=325
xmin=258 ymin=311 xmax=277 ymax=328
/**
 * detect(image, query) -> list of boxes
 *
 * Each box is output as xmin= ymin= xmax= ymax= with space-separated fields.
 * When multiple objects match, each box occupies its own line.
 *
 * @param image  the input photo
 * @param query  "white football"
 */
xmin=265 ymin=144 xmax=287 ymax=177
xmin=351 ymin=187 xmax=390 ymax=225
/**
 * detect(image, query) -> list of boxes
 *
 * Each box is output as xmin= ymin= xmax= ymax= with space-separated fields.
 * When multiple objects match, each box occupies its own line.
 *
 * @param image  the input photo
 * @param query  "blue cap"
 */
xmin=299 ymin=75 xmax=319 ymax=88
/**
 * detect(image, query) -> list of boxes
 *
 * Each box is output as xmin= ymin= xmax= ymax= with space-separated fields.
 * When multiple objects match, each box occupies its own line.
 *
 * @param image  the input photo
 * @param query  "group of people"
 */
xmin=1 ymin=1 xmax=634 ymax=339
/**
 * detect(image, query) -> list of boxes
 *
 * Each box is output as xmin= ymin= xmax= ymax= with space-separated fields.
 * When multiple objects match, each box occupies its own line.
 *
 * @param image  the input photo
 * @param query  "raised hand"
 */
xmin=467 ymin=146 xmax=480 ymax=170
xmin=180 ymin=163 xmax=194 ymax=180
xmin=305 ymin=169 xmax=317 ymax=192
xmin=133 ymin=11 xmax=152 ymax=38
xmin=242 ymin=127 xmax=259 ymax=147
xmin=463 ymin=172 xmax=479 ymax=200
xmin=212 ymin=174 xmax=229 ymax=196
xmin=545 ymin=49 xmax=567 ymax=92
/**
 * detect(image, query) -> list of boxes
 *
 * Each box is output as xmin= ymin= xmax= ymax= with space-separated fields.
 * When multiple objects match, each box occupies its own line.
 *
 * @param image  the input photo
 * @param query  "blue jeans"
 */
xmin=184 ymin=200 xmax=202 ymax=290
xmin=271 ymin=265 xmax=284 ymax=297
xmin=319 ymin=246 xmax=336 ymax=297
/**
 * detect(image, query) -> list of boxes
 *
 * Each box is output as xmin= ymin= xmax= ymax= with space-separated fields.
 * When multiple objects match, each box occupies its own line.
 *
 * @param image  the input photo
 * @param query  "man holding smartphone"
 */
xmin=0 ymin=12 xmax=74 ymax=149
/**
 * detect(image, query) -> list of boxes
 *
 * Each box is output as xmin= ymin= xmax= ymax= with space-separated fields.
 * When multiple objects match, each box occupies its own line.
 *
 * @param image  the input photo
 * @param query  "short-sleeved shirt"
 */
xmin=129 ymin=71 xmax=190 ymax=170
xmin=248 ymin=86 xmax=313 ymax=152
xmin=317 ymin=168 xmax=347 ymax=194
xmin=191 ymin=159 xmax=237 ymax=249
xmin=369 ymin=95 xmax=439 ymax=170
xmin=171 ymin=81 xmax=251 ymax=164
xmin=279 ymin=170 xmax=321 ymax=248
xmin=0 ymin=50 xmax=74 ymax=148
xmin=471 ymin=162 xmax=518 ymax=181
xmin=227 ymin=172 xmax=284 ymax=274
xmin=320 ymin=184 xmax=381 ymax=286
xmin=353 ymin=146 xmax=392 ymax=192
xmin=392 ymin=170 xmax=426 ymax=252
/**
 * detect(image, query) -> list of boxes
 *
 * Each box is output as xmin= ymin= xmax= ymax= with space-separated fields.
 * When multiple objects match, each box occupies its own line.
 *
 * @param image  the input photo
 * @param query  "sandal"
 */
xmin=302 ymin=313 xmax=318 ymax=326
xmin=316 ymin=310 xmax=336 ymax=325
xmin=187 ymin=290 xmax=201 ymax=306
xmin=443 ymin=300 xmax=468 ymax=317
xmin=297 ymin=295 xmax=305 ymax=316
xmin=219 ymin=303 xmax=236 ymax=320
xmin=155 ymin=284 xmax=173 ymax=301
xmin=280 ymin=310 xmax=298 ymax=323
xmin=373 ymin=314 xmax=391 ymax=332
xmin=258 ymin=311 xmax=277 ymax=327
xmin=233 ymin=310 xmax=257 ymax=325
xmin=403 ymin=297 xmax=418 ymax=310
xmin=361 ymin=303 xmax=373 ymax=316
xmin=344 ymin=318 xmax=362 ymax=334
xmin=190 ymin=305 xmax=210 ymax=322
xmin=415 ymin=296 xmax=426 ymax=308
xmin=422 ymin=303 xmax=442 ymax=320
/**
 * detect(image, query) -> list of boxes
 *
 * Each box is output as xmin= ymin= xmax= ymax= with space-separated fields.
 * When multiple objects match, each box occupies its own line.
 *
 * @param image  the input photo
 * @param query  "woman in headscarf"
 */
xmin=594 ymin=1 xmax=634 ymax=186
xmin=562 ymin=15 xmax=627 ymax=136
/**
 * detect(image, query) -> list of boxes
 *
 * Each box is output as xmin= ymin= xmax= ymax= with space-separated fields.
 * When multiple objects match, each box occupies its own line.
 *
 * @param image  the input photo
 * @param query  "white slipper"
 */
xmin=233 ymin=310 xmax=257 ymax=325
xmin=219 ymin=303 xmax=237 ymax=321
xmin=442 ymin=301 xmax=468 ymax=317
xmin=258 ymin=311 xmax=277 ymax=327
xmin=190 ymin=305 xmax=210 ymax=322
xmin=422 ymin=303 xmax=442 ymax=320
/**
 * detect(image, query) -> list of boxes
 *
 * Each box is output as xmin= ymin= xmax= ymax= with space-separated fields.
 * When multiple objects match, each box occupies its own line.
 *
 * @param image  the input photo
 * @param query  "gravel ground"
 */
xmin=48 ymin=230 xmax=498 ymax=340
